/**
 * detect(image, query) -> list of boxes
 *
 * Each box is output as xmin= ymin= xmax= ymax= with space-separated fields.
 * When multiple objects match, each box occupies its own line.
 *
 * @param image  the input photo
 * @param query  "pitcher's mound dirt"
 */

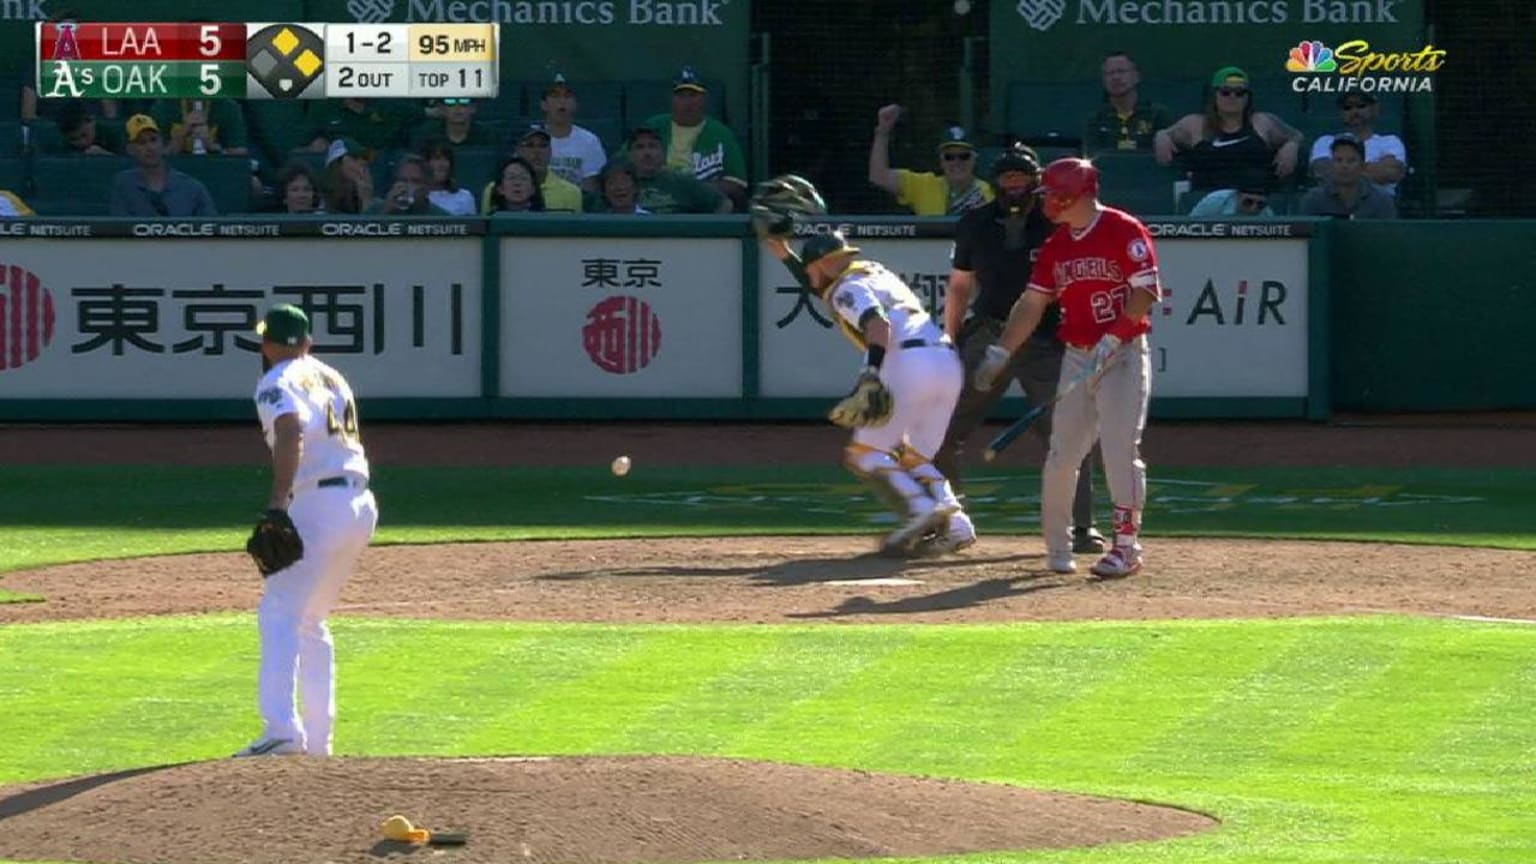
xmin=0 ymin=755 xmax=1214 ymax=864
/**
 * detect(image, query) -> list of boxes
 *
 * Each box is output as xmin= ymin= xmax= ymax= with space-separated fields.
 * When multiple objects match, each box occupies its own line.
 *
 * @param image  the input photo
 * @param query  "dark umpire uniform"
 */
xmin=933 ymin=146 xmax=1104 ymax=554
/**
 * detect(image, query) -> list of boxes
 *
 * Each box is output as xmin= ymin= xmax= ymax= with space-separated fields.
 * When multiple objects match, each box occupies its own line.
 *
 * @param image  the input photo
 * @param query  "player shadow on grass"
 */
xmin=0 ymin=763 xmax=193 ymax=822
xmin=784 ymin=573 xmax=1069 ymax=619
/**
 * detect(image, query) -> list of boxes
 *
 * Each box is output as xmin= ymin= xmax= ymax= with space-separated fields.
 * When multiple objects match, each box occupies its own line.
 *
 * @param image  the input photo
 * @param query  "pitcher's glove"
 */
xmin=828 ymin=367 xmax=894 ymax=428
xmin=750 ymin=174 xmax=826 ymax=239
xmin=246 ymin=508 xmax=304 ymax=577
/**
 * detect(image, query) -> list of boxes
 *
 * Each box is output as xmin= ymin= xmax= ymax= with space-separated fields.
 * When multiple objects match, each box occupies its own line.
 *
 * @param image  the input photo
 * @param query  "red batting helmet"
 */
xmin=1037 ymin=157 xmax=1099 ymax=221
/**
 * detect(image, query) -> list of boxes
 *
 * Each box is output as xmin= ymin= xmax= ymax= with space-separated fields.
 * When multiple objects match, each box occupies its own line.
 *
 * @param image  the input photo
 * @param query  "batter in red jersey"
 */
xmin=973 ymin=157 xmax=1160 ymax=578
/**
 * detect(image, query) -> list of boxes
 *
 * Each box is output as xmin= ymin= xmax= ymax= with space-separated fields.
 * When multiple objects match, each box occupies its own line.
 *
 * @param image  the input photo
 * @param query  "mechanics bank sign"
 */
xmin=346 ymin=0 xmax=730 ymax=24
xmin=1015 ymin=0 xmax=1404 ymax=28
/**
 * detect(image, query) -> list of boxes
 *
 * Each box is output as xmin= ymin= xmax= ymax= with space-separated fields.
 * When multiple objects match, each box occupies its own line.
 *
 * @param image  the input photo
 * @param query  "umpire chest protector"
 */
xmin=953 ymin=200 xmax=1057 ymax=325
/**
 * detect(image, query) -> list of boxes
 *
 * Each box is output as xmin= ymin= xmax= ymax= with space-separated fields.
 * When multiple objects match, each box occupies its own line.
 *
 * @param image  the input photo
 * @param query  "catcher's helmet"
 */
xmin=990 ymin=144 xmax=1040 ymax=180
xmin=751 ymin=174 xmax=828 ymax=217
xmin=1038 ymin=157 xmax=1100 ymax=198
xmin=800 ymin=231 xmax=860 ymax=267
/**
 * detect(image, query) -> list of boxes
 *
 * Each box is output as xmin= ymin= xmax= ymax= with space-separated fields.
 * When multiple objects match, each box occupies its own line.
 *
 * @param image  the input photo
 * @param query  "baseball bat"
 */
xmin=982 ymin=347 xmax=1123 ymax=462
xmin=983 ymin=402 xmax=1051 ymax=462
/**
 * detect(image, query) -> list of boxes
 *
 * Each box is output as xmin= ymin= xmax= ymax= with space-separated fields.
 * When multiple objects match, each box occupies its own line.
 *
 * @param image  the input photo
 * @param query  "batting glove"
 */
xmin=1088 ymin=334 xmax=1122 ymax=392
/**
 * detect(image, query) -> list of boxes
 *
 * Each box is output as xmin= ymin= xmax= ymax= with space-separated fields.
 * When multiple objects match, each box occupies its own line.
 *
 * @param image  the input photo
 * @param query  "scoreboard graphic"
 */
xmin=35 ymin=22 xmax=500 ymax=100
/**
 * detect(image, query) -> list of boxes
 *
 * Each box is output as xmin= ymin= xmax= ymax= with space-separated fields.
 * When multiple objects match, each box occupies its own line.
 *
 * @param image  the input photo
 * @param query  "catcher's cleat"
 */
xmin=1072 ymin=526 xmax=1106 ymax=554
xmin=233 ymin=736 xmax=303 ymax=757
xmin=1089 ymin=545 xmax=1144 ymax=579
xmin=881 ymin=497 xmax=958 ymax=555
xmin=916 ymin=532 xmax=976 ymax=557
xmin=915 ymin=512 xmax=977 ymax=556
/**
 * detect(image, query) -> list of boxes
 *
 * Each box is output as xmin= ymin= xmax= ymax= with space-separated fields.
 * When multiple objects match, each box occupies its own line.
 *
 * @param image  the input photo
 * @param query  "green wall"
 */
xmin=1329 ymin=220 xmax=1536 ymax=412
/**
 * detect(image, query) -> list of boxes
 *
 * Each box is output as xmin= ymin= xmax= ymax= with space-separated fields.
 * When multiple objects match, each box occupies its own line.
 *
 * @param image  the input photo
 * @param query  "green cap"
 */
xmin=256 ymin=304 xmax=310 ymax=346
xmin=1211 ymin=65 xmax=1249 ymax=88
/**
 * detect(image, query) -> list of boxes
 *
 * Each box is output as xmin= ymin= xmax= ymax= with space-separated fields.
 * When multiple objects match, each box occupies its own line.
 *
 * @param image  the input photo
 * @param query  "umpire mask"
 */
xmin=991 ymin=145 xmax=1041 ymax=248
xmin=998 ymin=173 xmax=1038 ymax=249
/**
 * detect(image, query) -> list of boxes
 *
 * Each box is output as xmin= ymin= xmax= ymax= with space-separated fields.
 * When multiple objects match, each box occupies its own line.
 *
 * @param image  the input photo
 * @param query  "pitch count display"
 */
xmin=35 ymin=21 xmax=500 ymax=100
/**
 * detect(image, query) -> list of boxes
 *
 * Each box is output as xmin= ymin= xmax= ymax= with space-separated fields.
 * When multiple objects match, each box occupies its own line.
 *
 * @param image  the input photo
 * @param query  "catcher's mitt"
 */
xmin=828 ymin=368 xmax=894 ymax=429
xmin=749 ymin=174 xmax=827 ymax=239
xmin=246 ymin=508 xmax=304 ymax=576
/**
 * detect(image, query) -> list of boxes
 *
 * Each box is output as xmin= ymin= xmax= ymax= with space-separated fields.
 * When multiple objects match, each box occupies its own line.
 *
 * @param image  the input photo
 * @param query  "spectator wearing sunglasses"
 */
xmin=1154 ymin=66 xmax=1303 ymax=195
xmin=1299 ymin=135 xmax=1396 ymax=219
xmin=410 ymin=98 xmax=499 ymax=150
xmin=1188 ymin=168 xmax=1276 ymax=218
xmin=109 ymin=114 xmax=218 ymax=217
xmin=1309 ymin=93 xmax=1406 ymax=195
xmin=868 ymin=105 xmax=994 ymax=216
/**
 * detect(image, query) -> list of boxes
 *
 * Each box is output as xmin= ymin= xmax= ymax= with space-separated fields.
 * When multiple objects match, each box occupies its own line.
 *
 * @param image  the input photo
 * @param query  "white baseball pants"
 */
xmin=256 ymin=476 xmax=377 ymax=756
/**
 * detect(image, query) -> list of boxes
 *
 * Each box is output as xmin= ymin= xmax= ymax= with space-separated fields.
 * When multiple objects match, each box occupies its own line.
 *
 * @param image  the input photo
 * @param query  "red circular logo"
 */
xmin=0 ymin=264 xmax=55 ymax=373
xmin=583 ymin=295 xmax=662 ymax=374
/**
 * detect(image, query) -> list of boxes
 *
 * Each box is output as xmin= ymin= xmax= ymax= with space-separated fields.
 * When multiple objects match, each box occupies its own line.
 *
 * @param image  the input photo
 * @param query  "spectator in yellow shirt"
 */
xmin=868 ymin=105 xmax=994 ymax=216
xmin=479 ymin=125 xmax=584 ymax=214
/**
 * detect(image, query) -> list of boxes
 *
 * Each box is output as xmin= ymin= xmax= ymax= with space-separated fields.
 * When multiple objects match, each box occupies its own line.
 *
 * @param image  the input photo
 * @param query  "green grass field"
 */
xmin=2 ymin=463 xmax=1534 ymax=864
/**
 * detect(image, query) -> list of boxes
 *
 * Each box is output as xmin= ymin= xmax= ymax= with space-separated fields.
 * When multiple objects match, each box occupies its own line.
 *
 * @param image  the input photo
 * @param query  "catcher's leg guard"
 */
xmin=897 ymin=443 xmax=962 ymax=512
xmin=845 ymin=443 xmax=950 ymax=554
xmin=844 ymin=443 xmax=923 ymax=513
xmin=897 ymin=442 xmax=971 ymax=555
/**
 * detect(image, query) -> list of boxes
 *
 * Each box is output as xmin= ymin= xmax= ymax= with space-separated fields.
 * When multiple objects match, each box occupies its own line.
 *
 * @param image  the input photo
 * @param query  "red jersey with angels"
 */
xmin=1026 ymin=206 xmax=1161 ymax=348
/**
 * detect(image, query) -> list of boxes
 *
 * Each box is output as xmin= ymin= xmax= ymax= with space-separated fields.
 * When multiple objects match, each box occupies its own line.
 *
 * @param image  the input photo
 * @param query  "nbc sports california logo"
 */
xmin=1016 ymin=0 xmax=1066 ymax=31
xmin=0 ymin=264 xmax=56 ymax=372
xmin=348 ymin=0 xmax=395 ymax=23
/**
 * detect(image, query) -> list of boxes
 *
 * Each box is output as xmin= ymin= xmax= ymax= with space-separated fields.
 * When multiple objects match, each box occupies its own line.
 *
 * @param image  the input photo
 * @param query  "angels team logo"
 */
xmin=1127 ymin=238 xmax=1150 ymax=262
xmin=50 ymin=22 xmax=80 ymax=60
xmin=1015 ymin=0 xmax=1065 ymax=32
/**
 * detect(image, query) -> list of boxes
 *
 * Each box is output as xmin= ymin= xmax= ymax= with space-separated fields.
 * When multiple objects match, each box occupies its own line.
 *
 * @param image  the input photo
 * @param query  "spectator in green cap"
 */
xmin=1153 ymin=65 xmax=1304 ymax=196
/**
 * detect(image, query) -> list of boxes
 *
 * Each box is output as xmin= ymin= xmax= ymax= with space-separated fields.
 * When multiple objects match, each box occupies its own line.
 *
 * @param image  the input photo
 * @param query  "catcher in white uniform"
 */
xmin=754 ymin=177 xmax=967 ymax=554
xmin=236 ymin=304 xmax=378 ymax=757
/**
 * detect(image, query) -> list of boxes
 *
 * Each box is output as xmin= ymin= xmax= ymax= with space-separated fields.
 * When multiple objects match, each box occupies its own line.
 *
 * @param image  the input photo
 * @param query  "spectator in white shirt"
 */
xmin=540 ymin=73 xmax=608 ymax=193
xmin=1309 ymin=93 xmax=1407 ymax=195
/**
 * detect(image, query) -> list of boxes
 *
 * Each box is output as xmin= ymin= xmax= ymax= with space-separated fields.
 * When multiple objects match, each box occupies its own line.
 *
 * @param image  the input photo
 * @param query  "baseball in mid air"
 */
xmin=611 ymin=455 xmax=632 ymax=476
